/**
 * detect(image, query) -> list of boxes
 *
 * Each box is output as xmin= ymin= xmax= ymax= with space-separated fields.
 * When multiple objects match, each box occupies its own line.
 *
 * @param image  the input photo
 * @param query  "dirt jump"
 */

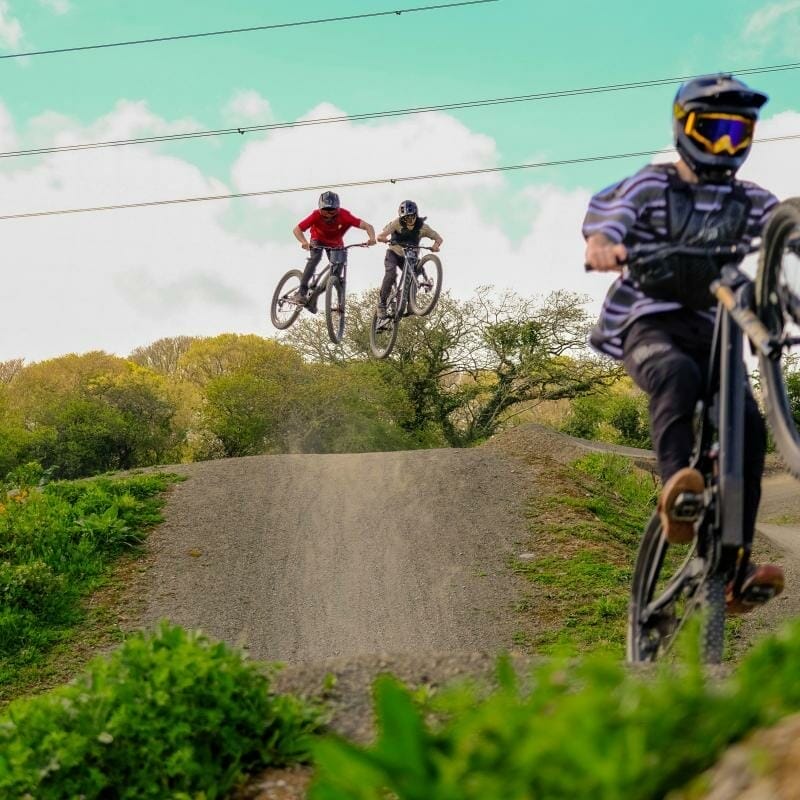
xmin=139 ymin=426 xmax=800 ymax=669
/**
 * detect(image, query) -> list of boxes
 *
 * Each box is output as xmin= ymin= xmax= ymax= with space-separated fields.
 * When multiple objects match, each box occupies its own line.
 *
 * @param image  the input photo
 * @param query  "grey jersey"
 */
xmin=583 ymin=163 xmax=777 ymax=359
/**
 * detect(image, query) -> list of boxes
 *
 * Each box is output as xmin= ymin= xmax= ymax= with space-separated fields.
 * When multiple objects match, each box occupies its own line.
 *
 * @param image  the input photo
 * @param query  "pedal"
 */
xmin=742 ymin=585 xmax=777 ymax=605
xmin=671 ymin=491 xmax=704 ymax=522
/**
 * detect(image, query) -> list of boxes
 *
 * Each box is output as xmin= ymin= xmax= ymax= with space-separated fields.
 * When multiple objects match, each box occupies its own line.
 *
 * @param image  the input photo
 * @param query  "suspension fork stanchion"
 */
xmin=717 ymin=306 xmax=745 ymax=553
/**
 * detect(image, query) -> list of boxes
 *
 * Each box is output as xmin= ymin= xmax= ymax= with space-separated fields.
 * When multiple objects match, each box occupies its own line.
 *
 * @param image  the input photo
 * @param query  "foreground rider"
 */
xmin=292 ymin=191 xmax=376 ymax=309
xmin=376 ymin=200 xmax=443 ymax=318
xmin=583 ymin=74 xmax=784 ymax=614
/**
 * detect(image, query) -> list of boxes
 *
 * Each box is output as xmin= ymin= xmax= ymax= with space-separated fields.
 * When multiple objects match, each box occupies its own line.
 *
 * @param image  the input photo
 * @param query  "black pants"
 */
xmin=622 ymin=309 xmax=766 ymax=545
xmin=380 ymin=250 xmax=405 ymax=305
xmin=300 ymin=244 xmax=345 ymax=294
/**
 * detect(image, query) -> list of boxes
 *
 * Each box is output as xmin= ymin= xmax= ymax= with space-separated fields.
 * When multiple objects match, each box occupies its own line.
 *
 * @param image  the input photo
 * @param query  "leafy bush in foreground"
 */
xmin=0 ymin=622 xmax=321 ymax=798
xmin=0 ymin=468 xmax=178 ymax=686
xmin=311 ymin=619 xmax=800 ymax=800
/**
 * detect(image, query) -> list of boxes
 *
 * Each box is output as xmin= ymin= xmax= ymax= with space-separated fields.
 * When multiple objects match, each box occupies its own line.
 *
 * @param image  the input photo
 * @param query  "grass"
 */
xmin=309 ymin=617 xmax=800 ymax=800
xmin=511 ymin=451 xmax=657 ymax=657
xmin=0 ymin=469 xmax=183 ymax=704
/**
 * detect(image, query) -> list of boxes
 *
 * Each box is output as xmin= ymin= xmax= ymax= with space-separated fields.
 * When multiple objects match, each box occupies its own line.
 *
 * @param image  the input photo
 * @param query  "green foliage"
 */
xmin=0 ymin=471 xmax=179 ymax=688
xmin=515 ymin=453 xmax=656 ymax=655
xmin=562 ymin=384 xmax=651 ymax=449
xmin=285 ymin=289 xmax=622 ymax=447
xmin=2 ymin=354 xmax=183 ymax=478
xmin=0 ymin=621 xmax=321 ymax=798
xmin=310 ymin=618 xmax=800 ymax=800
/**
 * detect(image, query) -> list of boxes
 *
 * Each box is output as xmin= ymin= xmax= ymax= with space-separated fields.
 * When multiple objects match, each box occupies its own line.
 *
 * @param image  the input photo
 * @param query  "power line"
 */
xmin=1 ymin=132 xmax=798 ymax=222
xmin=3 ymin=59 xmax=799 ymax=161
xmin=0 ymin=1 xmax=498 ymax=60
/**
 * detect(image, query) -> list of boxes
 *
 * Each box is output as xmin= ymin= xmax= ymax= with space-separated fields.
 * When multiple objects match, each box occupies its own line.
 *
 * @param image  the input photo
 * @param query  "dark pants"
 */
xmin=380 ymin=250 xmax=404 ymax=305
xmin=622 ymin=309 xmax=766 ymax=545
xmin=300 ymin=244 xmax=345 ymax=294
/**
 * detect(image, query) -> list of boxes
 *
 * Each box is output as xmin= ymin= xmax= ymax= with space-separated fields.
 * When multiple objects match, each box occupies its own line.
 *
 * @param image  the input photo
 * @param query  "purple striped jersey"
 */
xmin=583 ymin=163 xmax=778 ymax=359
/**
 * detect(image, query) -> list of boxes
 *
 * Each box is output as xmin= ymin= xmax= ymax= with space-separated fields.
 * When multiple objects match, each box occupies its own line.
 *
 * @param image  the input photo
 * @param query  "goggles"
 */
xmin=319 ymin=207 xmax=338 ymax=216
xmin=681 ymin=109 xmax=755 ymax=155
xmin=400 ymin=213 xmax=417 ymax=224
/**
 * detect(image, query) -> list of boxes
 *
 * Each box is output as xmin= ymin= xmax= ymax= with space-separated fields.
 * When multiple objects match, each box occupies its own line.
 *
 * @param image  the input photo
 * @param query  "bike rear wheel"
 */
xmin=409 ymin=254 xmax=443 ymax=316
xmin=755 ymin=197 xmax=800 ymax=479
xmin=627 ymin=512 xmax=724 ymax=663
xmin=325 ymin=275 xmax=346 ymax=344
xmin=270 ymin=269 xmax=303 ymax=330
xmin=369 ymin=305 xmax=399 ymax=359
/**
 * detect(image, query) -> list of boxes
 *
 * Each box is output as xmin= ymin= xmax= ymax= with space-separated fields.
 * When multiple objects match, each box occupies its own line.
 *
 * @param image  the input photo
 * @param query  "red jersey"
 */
xmin=297 ymin=208 xmax=362 ymax=248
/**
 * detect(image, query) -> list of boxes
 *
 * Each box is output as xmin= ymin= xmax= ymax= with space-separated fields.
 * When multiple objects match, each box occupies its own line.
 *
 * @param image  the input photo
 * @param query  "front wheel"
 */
xmin=409 ymin=254 xmax=443 ymax=316
xmin=270 ymin=269 xmax=303 ymax=330
xmin=756 ymin=197 xmax=800 ymax=479
xmin=325 ymin=275 xmax=346 ymax=344
xmin=627 ymin=512 xmax=707 ymax=663
xmin=369 ymin=307 xmax=399 ymax=359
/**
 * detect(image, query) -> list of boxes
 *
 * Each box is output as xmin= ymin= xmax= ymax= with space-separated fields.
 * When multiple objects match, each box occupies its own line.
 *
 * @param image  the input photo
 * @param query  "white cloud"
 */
xmin=742 ymin=0 xmax=800 ymax=53
xmin=223 ymin=90 xmax=273 ymax=125
xmin=39 ymin=0 xmax=71 ymax=14
xmin=744 ymin=0 xmax=800 ymax=36
xmin=3 ymin=94 xmax=800 ymax=365
xmin=739 ymin=111 xmax=800 ymax=200
xmin=0 ymin=1 xmax=22 ymax=50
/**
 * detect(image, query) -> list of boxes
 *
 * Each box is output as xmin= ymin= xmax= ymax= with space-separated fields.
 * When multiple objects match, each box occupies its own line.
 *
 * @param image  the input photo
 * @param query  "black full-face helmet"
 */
xmin=318 ymin=190 xmax=340 ymax=210
xmin=673 ymin=74 xmax=768 ymax=181
xmin=398 ymin=200 xmax=418 ymax=218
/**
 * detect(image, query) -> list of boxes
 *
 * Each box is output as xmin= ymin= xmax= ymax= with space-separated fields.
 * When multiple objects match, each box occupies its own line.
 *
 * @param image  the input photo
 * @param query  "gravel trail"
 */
xmin=141 ymin=448 xmax=535 ymax=663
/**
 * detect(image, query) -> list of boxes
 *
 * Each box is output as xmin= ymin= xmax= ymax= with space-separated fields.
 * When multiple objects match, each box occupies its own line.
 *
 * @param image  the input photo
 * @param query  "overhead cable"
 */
xmin=0 ymin=1 xmax=498 ymax=60
xmin=1 ymin=133 xmax=798 ymax=222
xmin=2 ymin=59 xmax=799 ymax=161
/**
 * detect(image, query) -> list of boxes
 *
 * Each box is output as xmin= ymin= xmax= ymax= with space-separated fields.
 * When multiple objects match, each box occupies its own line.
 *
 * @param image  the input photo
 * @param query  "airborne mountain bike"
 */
xmin=619 ymin=199 xmax=800 ymax=664
xmin=369 ymin=245 xmax=443 ymax=359
xmin=270 ymin=242 xmax=368 ymax=344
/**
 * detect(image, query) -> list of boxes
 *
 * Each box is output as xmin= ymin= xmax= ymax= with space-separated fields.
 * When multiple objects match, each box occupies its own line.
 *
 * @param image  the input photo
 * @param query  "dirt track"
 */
xmin=141 ymin=448 xmax=536 ymax=663
xmin=140 ymin=430 xmax=800 ymax=667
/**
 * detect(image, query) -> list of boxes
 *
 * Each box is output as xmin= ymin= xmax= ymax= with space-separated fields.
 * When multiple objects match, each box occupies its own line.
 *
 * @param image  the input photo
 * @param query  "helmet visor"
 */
xmin=685 ymin=112 xmax=754 ymax=155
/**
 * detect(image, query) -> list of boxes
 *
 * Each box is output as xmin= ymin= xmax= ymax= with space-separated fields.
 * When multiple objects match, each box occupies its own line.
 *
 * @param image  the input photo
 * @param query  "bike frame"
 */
xmin=307 ymin=246 xmax=349 ymax=303
xmin=638 ymin=261 xmax=781 ymax=628
xmin=386 ymin=245 xmax=430 ymax=316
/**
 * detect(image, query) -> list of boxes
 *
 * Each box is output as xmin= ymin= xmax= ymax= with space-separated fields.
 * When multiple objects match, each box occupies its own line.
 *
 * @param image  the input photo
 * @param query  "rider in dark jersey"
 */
xmin=583 ymin=74 xmax=784 ymax=614
xmin=376 ymin=200 xmax=443 ymax=318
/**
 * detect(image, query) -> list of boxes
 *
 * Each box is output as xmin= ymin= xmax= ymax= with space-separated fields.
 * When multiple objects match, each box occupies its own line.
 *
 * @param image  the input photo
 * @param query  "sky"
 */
xmin=1 ymin=0 xmax=799 ymax=362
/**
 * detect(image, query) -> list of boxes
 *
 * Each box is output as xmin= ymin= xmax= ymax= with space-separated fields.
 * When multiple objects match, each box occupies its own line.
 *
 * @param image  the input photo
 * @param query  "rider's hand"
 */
xmin=431 ymin=244 xmax=441 ymax=253
xmin=301 ymin=241 xmax=310 ymax=251
xmin=585 ymin=235 xmax=627 ymax=272
xmin=366 ymin=238 xmax=377 ymax=247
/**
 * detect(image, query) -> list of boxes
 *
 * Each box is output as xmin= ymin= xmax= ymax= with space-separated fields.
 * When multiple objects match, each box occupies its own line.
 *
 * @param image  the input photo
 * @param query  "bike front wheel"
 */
xmin=270 ymin=269 xmax=303 ymax=330
xmin=627 ymin=512 xmax=724 ymax=663
xmin=756 ymin=197 xmax=800 ymax=479
xmin=325 ymin=275 xmax=346 ymax=344
xmin=409 ymin=254 xmax=443 ymax=316
xmin=369 ymin=307 xmax=399 ymax=359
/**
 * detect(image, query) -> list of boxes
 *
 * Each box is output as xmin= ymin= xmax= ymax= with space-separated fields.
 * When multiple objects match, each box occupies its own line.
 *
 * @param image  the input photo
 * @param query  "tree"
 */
xmin=283 ymin=288 xmax=623 ymax=446
xmin=0 ymin=358 xmax=24 ymax=384
xmin=129 ymin=336 xmax=197 ymax=376
xmin=4 ymin=354 xmax=182 ymax=477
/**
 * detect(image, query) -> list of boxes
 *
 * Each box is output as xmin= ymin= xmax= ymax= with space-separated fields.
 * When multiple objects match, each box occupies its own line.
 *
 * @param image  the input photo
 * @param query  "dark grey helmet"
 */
xmin=318 ymin=191 xmax=340 ymax=210
xmin=398 ymin=200 xmax=418 ymax=217
xmin=673 ymin=74 xmax=768 ymax=180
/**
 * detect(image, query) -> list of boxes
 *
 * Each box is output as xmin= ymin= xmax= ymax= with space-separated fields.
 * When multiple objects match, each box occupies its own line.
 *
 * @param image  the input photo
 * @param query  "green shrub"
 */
xmin=0 ymin=471 xmax=179 ymax=686
xmin=562 ymin=388 xmax=651 ymax=449
xmin=311 ymin=619 xmax=800 ymax=800
xmin=0 ymin=622 xmax=321 ymax=798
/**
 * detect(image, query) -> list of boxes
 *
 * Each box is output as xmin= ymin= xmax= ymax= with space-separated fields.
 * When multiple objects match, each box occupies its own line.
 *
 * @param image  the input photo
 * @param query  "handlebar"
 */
xmin=584 ymin=240 xmax=760 ymax=272
xmin=309 ymin=242 xmax=372 ymax=251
